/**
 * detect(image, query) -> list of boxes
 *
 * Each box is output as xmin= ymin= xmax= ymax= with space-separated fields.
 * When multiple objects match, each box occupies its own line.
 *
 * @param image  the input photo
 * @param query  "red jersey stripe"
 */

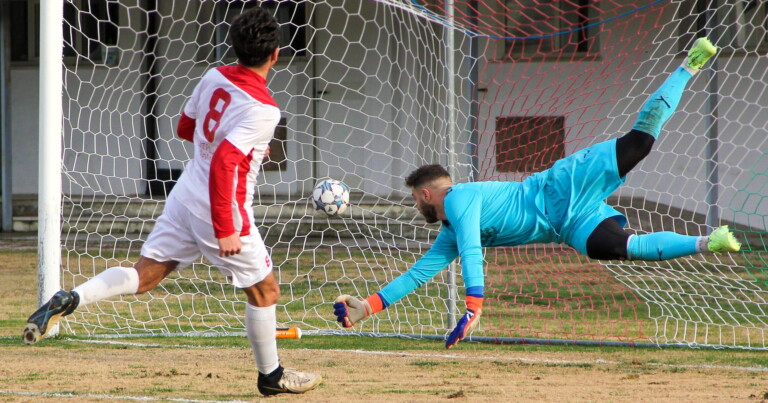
xmin=177 ymin=112 xmax=195 ymax=142
xmin=209 ymin=139 xmax=247 ymax=238
xmin=216 ymin=65 xmax=277 ymax=107
xmin=235 ymin=150 xmax=254 ymax=237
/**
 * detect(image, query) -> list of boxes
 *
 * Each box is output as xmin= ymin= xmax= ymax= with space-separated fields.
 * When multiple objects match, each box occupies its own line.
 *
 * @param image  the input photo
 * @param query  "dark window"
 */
xmin=263 ymin=118 xmax=287 ymax=171
xmin=64 ymin=0 xmax=120 ymax=63
xmin=504 ymin=0 xmax=597 ymax=59
xmin=677 ymin=0 xmax=767 ymax=53
xmin=10 ymin=0 xmax=119 ymax=64
xmin=9 ymin=1 xmax=30 ymax=62
xmin=495 ymin=116 xmax=565 ymax=173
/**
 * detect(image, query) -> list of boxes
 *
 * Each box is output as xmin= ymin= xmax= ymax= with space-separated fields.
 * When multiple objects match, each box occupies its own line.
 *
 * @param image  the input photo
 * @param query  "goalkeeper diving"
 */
xmin=333 ymin=38 xmax=741 ymax=349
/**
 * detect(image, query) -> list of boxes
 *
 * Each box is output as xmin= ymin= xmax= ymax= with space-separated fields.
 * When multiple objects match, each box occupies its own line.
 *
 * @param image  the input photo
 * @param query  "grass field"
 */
xmin=4 ymin=247 xmax=768 ymax=402
xmin=54 ymin=243 xmax=768 ymax=349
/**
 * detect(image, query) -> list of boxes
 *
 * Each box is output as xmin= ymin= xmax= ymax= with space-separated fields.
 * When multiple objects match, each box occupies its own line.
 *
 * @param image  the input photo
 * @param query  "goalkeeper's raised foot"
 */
xmin=686 ymin=37 xmax=717 ymax=71
xmin=22 ymin=290 xmax=80 ymax=345
xmin=708 ymin=225 xmax=741 ymax=254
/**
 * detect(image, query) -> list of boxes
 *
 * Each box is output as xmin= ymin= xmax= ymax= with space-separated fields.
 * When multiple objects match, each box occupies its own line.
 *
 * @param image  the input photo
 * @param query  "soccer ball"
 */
xmin=312 ymin=179 xmax=350 ymax=216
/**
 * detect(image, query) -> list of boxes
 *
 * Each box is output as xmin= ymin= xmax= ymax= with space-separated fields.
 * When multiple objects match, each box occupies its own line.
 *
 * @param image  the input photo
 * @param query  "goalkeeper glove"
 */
xmin=334 ymin=295 xmax=376 ymax=328
xmin=445 ymin=296 xmax=483 ymax=349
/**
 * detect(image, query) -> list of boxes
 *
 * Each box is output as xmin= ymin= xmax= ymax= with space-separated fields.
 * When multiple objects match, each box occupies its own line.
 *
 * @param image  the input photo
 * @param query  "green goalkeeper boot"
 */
xmin=686 ymin=37 xmax=718 ymax=71
xmin=22 ymin=290 xmax=80 ymax=345
xmin=707 ymin=225 xmax=742 ymax=254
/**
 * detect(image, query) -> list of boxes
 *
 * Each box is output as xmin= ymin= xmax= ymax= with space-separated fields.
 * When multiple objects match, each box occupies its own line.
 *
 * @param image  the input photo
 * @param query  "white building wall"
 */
xmin=5 ymin=0 xmax=767 ymax=227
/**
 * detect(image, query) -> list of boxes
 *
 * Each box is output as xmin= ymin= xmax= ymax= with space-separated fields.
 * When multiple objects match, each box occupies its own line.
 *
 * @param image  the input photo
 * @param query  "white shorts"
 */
xmin=141 ymin=200 xmax=272 ymax=288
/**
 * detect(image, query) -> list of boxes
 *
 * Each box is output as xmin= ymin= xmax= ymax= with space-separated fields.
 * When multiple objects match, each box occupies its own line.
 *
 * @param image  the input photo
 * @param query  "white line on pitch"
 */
xmin=68 ymin=338 xmax=207 ymax=348
xmin=0 ymin=390 xmax=250 ymax=403
xmin=65 ymin=338 xmax=768 ymax=373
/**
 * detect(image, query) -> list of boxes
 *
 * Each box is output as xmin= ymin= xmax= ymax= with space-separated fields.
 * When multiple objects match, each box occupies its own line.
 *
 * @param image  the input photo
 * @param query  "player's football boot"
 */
xmin=686 ymin=37 xmax=718 ymax=71
xmin=257 ymin=366 xmax=322 ymax=396
xmin=707 ymin=225 xmax=742 ymax=254
xmin=22 ymin=290 xmax=80 ymax=345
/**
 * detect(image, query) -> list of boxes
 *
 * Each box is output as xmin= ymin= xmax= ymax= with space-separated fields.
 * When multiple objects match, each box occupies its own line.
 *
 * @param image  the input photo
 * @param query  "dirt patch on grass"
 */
xmin=0 ymin=339 xmax=765 ymax=402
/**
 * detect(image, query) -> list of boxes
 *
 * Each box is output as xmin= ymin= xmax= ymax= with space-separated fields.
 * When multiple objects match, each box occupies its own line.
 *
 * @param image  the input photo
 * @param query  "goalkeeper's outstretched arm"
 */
xmin=333 ymin=230 xmax=458 ymax=327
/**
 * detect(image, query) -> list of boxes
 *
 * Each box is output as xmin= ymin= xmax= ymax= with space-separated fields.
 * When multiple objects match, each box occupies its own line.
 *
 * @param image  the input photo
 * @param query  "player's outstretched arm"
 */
xmin=442 ymin=188 xmax=485 ymax=349
xmin=332 ymin=253 xmax=453 ymax=328
xmin=333 ymin=294 xmax=383 ymax=327
xmin=334 ymin=230 xmax=459 ymax=328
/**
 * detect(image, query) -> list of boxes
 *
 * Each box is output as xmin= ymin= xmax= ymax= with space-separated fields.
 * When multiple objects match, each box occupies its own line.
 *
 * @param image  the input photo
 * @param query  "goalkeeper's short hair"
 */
xmin=405 ymin=164 xmax=451 ymax=189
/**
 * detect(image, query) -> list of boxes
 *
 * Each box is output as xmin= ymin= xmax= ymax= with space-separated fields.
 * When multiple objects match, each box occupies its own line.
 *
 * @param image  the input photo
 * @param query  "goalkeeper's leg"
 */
xmin=586 ymin=218 xmax=740 ymax=260
xmin=616 ymin=37 xmax=718 ymax=177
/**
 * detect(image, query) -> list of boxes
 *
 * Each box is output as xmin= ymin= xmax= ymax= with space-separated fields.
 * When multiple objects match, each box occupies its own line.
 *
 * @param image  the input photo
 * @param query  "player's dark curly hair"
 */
xmin=405 ymin=164 xmax=451 ymax=188
xmin=229 ymin=7 xmax=280 ymax=67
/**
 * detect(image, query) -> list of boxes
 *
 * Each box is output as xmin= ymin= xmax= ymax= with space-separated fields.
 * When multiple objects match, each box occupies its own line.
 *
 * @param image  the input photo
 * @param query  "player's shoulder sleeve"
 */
xmin=225 ymin=104 xmax=281 ymax=156
xmin=443 ymin=184 xmax=483 ymax=253
xmin=183 ymin=68 xmax=216 ymax=119
xmin=443 ymin=184 xmax=485 ymax=290
xmin=215 ymin=65 xmax=281 ymax=156
xmin=443 ymin=184 xmax=483 ymax=228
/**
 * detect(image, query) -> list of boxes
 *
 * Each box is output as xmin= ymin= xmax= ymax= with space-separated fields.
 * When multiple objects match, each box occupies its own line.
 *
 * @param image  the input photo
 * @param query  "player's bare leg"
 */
xmin=22 ymin=257 xmax=177 ymax=345
xmin=134 ymin=257 xmax=179 ymax=293
xmin=242 ymin=273 xmax=321 ymax=395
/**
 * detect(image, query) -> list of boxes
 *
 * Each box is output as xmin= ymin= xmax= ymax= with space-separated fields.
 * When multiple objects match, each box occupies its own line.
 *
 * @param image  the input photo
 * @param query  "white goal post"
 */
xmin=38 ymin=0 xmax=64 ymax=333
xmin=40 ymin=0 xmax=768 ymax=349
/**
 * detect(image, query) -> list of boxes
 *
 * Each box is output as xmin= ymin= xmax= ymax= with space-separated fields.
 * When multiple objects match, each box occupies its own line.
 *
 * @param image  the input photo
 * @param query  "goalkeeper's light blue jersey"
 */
xmin=376 ymin=139 xmax=628 ymax=307
xmin=378 ymin=174 xmax=556 ymax=306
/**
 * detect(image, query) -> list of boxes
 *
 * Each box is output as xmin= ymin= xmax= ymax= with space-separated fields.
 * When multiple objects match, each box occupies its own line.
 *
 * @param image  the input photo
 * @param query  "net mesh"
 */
xmin=59 ymin=0 xmax=768 ymax=348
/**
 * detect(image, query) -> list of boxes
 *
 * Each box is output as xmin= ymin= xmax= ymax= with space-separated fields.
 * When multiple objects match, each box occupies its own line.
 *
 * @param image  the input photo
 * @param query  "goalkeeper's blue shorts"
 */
xmin=540 ymin=138 xmax=628 ymax=256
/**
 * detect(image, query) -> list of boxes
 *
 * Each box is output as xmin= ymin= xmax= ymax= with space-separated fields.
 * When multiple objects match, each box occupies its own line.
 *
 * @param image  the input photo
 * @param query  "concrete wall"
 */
xmin=9 ymin=67 xmax=38 ymax=195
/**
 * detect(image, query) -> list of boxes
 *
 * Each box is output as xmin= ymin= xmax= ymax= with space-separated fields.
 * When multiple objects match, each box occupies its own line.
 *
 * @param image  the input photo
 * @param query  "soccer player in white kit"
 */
xmin=22 ymin=7 xmax=321 ymax=396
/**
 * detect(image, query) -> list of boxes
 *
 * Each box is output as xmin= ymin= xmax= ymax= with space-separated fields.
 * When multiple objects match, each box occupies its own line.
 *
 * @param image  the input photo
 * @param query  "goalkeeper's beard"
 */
xmin=420 ymin=204 xmax=439 ymax=224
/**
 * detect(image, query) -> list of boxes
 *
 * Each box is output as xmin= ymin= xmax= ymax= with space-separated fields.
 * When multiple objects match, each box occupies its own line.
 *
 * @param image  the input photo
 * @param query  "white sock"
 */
xmin=681 ymin=61 xmax=699 ymax=76
xmin=72 ymin=266 xmax=139 ymax=307
xmin=246 ymin=304 xmax=280 ymax=374
xmin=625 ymin=235 xmax=634 ymax=259
xmin=695 ymin=236 xmax=709 ymax=253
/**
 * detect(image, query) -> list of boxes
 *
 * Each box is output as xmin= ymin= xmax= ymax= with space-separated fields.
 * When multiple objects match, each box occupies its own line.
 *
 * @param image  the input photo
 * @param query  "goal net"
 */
xmin=54 ymin=0 xmax=768 ymax=349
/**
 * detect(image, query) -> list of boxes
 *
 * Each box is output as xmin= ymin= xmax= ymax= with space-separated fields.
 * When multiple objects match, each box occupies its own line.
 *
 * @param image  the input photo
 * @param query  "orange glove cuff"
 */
xmin=466 ymin=296 xmax=484 ymax=313
xmin=365 ymin=293 xmax=385 ymax=315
